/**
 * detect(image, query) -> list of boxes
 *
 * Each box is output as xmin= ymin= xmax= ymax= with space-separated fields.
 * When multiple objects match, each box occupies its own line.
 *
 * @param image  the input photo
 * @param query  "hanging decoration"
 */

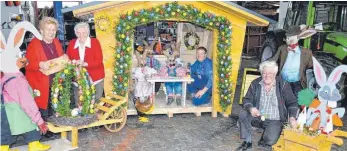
xmin=184 ymin=32 xmax=200 ymax=50
xmin=95 ymin=15 xmax=110 ymax=32
xmin=113 ymin=2 xmax=233 ymax=111
xmin=51 ymin=64 xmax=96 ymax=117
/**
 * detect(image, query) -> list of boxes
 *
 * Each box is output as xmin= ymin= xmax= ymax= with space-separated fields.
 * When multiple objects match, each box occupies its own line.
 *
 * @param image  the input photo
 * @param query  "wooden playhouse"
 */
xmin=62 ymin=1 xmax=270 ymax=117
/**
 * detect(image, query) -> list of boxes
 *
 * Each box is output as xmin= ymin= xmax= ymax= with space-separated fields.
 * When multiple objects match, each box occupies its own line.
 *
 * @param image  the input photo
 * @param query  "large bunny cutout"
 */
xmin=306 ymin=56 xmax=346 ymax=133
xmin=0 ymin=21 xmax=42 ymax=73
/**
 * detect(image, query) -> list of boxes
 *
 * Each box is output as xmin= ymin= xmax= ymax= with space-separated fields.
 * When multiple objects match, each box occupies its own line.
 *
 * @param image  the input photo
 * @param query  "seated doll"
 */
xmin=132 ymin=49 xmax=157 ymax=113
xmin=0 ymin=21 xmax=50 ymax=151
xmin=159 ymin=42 xmax=187 ymax=106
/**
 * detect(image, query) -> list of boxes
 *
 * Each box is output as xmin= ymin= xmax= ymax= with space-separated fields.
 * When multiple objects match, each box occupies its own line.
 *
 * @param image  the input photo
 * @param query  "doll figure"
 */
xmin=159 ymin=41 xmax=187 ymax=106
xmin=0 ymin=21 xmax=50 ymax=151
xmin=132 ymin=48 xmax=157 ymax=113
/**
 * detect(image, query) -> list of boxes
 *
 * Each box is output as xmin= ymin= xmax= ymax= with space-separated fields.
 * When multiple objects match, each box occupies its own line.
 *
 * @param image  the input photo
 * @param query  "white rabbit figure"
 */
xmin=297 ymin=107 xmax=307 ymax=131
xmin=1 ymin=21 xmax=42 ymax=73
xmin=306 ymin=56 xmax=347 ymax=133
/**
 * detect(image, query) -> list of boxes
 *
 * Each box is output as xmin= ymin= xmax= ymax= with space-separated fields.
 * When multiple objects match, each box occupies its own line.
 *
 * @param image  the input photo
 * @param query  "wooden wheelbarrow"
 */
xmin=46 ymin=93 xmax=127 ymax=149
xmin=273 ymin=129 xmax=347 ymax=151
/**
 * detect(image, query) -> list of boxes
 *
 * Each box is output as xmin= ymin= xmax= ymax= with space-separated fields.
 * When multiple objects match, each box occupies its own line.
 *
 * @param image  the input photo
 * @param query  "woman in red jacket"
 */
xmin=25 ymin=17 xmax=64 ymax=121
xmin=66 ymin=22 xmax=105 ymax=107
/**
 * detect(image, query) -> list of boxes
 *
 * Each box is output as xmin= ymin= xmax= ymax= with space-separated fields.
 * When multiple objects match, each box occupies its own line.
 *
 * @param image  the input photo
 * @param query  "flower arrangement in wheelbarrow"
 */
xmin=51 ymin=62 xmax=96 ymax=118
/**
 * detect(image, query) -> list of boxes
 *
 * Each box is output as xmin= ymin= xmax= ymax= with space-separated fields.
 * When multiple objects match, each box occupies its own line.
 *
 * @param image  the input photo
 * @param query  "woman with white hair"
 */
xmin=66 ymin=22 xmax=105 ymax=107
xmin=236 ymin=60 xmax=298 ymax=151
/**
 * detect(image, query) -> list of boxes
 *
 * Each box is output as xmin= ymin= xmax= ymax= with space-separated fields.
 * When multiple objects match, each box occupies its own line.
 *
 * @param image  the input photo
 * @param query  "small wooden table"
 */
xmin=147 ymin=76 xmax=194 ymax=107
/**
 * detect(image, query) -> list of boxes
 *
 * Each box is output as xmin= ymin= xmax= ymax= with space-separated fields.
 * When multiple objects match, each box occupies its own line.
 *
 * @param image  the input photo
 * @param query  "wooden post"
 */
xmin=212 ymin=111 xmax=217 ymax=118
xmin=61 ymin=131 xmax=67 ymax=139
xmin=71 ymin=128 xmax=78 ymax=148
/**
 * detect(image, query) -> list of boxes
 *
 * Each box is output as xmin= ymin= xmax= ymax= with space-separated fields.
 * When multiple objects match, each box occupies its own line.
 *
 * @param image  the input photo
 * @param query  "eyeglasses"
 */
xmin=262 ymin=72 xmax=276 ymax=77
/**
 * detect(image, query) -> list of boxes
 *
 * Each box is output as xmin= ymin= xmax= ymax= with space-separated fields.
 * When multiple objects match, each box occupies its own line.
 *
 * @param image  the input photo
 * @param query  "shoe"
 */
xmin=167 ymin=97 xmax=174 ymax=105
xmin=1 ymin=145 xmax=19 ymax=151
xmin=43 ymin=131 xmax=55 ymax=138
xmin=176 ymin=98 xmax=182 ymax=106
xmin=28 ymin=141 xmax=51 ymax=151
xmin=235 ymin=141 xmax=252 ymax=151
xmin=258 ymin=139 xmax=272 ymax=148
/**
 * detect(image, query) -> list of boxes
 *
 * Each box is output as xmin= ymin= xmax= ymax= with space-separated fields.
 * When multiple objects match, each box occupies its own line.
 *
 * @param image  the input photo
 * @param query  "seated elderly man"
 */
xmin=236 ymin=61 xmax=298 ymax=151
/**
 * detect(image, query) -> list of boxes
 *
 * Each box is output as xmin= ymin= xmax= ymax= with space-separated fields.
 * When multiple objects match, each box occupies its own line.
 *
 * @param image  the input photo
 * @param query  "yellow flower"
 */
xmin=171 ymin=12 xmax=175 ymax=16
xmin=126 ymin=47 xmax=131 ymax=52
xmin=209 ymin=22 xmax=213 ymax=26
xmin=199 ymin=13 xmax=202 ymax=17
xmin=90 ymin=109 xmax=94 ymax=113
xmin=79 ymin=96 xmax=84 ymax=101
xmin=183 ymin=12 xmax=187 ymax=16
xmin=226 ymin=40 xmax=229 ymax=43
xmin=89 ymin=104 xmax=94 ymax=108
xmin=82 ymin=68 xmax=87 ymax=72
xmin=86 ymin=91 xmax=90 ymax=95
xmin=64 ymin=69 xmax=69 ymax=74
xmin=59 ymin=86 xmax=63 ymax=90
xmin=222 ymin=32 xmax=225 ymax=36
xmin=177 ymin=9 xmax=180 ymax=12
xmin=117 ymin=54 xmax=121 ymax=58
xmin=155 ymin=8 xmax=160 ymax=12
xmin=126 ymin=26 xmax=130 ymax=30
xmin=224 ymin=96 xmax=227 ymax=99
xmin=124 ymin=83 xmax=128 ymax=87
xmin=141 ymin=18 xmax=146 ymax=22
xmin=53 ymin=98 xmax=58 ymax=104
xmin=120 ymin=34 xmax=125 ymax=39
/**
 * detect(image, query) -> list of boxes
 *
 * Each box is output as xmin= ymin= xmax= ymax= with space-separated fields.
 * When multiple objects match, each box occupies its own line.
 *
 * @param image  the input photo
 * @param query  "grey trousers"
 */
xmin=73 ymin=80 xmax=104 ymax=107
xmin=238 ymin=109 xmax=283 ymax=145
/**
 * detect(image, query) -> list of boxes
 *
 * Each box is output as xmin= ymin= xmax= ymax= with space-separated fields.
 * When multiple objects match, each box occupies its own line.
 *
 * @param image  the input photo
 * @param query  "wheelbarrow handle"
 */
xmin=331 ymin=130 xmax=347 ymax=138
xmin=326 ymin=136 xmax=344 ymax=146
xmin=106 ymin=93 xmax=126 ymax=100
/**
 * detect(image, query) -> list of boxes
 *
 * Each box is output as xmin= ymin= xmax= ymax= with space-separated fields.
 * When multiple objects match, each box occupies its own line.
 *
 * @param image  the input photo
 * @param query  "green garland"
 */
xmin=113 ymin=2 xmax=233 ymax=111
xmin=184 ymin=32 xmax=200 ymax=50
xmin=51 ymin=64 xmax=96 ymax=117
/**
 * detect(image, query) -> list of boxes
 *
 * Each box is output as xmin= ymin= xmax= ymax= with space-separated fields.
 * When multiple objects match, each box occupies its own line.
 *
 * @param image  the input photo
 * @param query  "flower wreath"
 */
xmin=51 ymin=64 xmax=96 ymax=117
xmin=184 ymin=32 xmax=200 ymax=50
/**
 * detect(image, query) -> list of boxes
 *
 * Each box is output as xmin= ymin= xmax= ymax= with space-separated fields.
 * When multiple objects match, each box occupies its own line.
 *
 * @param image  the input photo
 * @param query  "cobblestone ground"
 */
xmin=11 ymin=58 xmax=347 ymax=151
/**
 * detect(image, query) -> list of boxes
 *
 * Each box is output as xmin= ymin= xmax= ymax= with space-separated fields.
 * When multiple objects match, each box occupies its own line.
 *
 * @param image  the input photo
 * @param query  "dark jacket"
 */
xmin=243 ymin=76 xmax=298 ymax=122
xmin=270 ymin=45 xmax=313 ymax=88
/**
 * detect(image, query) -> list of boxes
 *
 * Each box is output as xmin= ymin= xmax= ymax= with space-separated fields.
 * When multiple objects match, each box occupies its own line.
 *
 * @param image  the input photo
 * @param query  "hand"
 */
xmin=250 ymin=107 xmax=260 ymax=117
xmin=81 ymin=62 xmax=88 ymax=67
xmin=39 ymin=61 xmax=49 ymax=70
xmin=289 ymin=117 xmax=298 ymax=128
xmin=38 ymin=122 xmax=48 ymax=134
xmin=194 ymin=89 xmax=206 ymax=98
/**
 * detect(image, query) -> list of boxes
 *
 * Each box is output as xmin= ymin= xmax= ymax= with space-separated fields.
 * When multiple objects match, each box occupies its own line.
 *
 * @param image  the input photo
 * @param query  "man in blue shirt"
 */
xmin=188 ymin=47 xmax=213 ymax=106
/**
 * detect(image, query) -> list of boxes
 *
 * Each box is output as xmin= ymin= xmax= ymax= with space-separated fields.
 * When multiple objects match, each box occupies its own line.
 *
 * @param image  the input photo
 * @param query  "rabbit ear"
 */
xmin=0 ymin=31 xmax=6 ymax=52
xmin=142 ymin=49 xmax=148 ymax=59
xmin=312 ymin=56 xmax=327 ymax=86
xmin=142 ymin=40 xmax=149 ymax=47
xmin=162 ymin=49 xmax=170 ymax=58
xmin=298 ymin=28 xmax=317 ymax=39
xmin=7 ymin=21 xmax=42 ymax=49
xmin=327 ymin=64 xmax=347 ymax=85
xmin=135 ymin=51 xmax=141 ymax=62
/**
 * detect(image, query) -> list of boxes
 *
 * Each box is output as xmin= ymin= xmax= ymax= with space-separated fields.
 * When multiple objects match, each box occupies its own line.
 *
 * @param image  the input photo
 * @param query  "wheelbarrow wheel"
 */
xmin=104 ymin=107 xmax=127 ymax=132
